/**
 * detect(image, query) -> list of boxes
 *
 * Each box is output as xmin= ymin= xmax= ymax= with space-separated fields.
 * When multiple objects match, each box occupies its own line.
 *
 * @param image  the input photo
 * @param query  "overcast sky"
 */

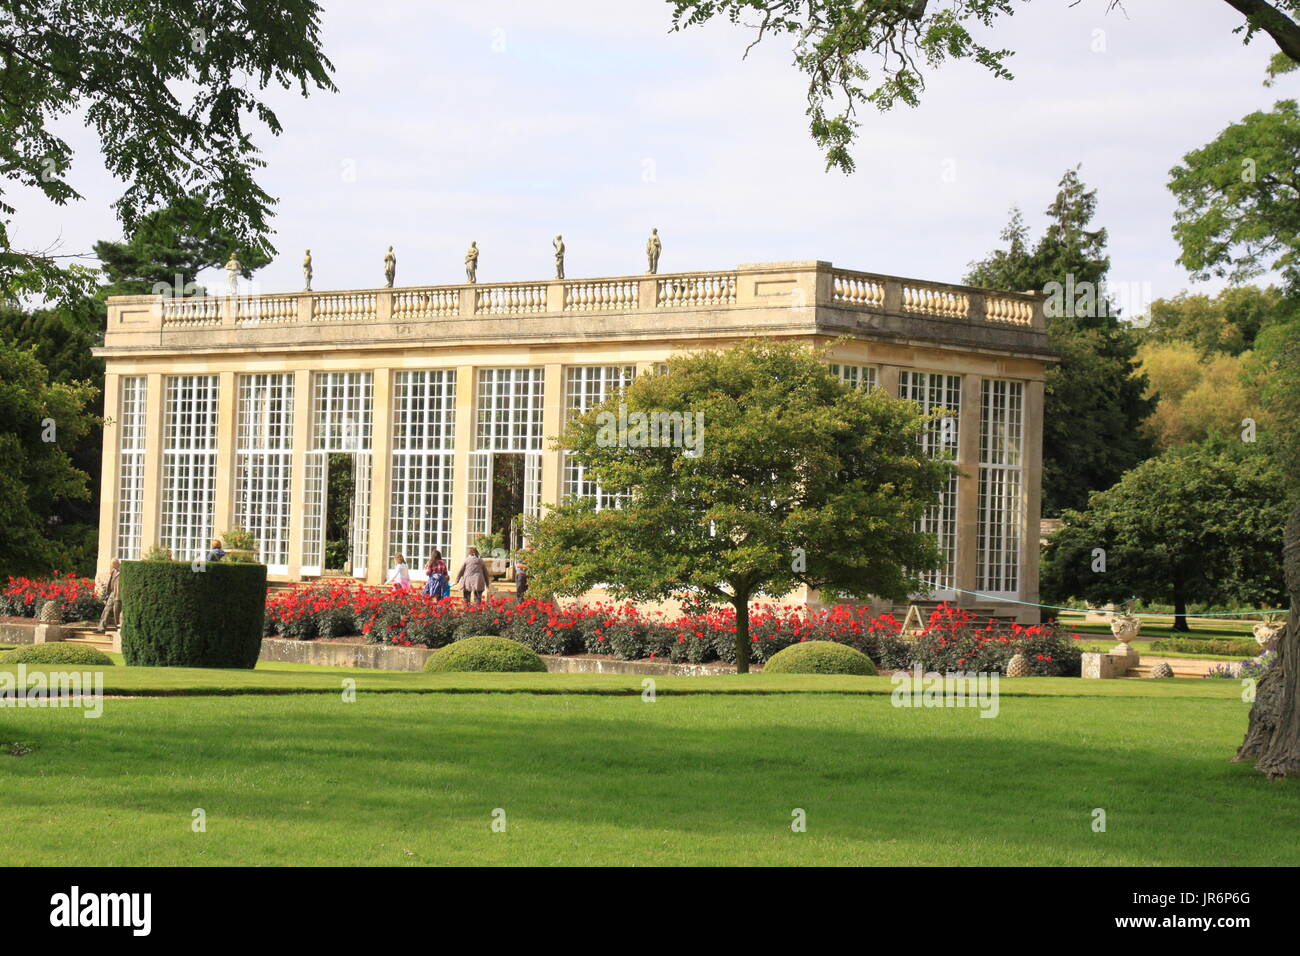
xmin=14 ymin=0 xmax=1299 ymax=314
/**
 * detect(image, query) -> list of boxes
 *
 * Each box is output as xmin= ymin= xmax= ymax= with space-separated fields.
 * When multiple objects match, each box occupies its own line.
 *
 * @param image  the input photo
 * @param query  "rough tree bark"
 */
xmin=1233 ymin=502 xmax=1300 ymax=777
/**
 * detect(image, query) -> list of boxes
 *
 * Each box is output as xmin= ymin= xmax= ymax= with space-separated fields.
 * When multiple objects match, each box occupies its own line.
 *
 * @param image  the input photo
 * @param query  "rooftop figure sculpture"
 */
xmin=465 ymin=241 xmax=479 ymax=284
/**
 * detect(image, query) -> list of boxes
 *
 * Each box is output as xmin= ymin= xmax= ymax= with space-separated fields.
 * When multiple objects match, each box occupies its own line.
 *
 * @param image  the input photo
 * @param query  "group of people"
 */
xmin=385 ymin=547 xmax=531 ymax=604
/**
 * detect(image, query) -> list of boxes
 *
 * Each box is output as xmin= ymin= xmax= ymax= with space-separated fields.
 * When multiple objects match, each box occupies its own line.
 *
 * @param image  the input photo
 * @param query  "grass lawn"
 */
xmin=2 ymin=661 xmax=1296 ymax=866
xmin=1058 ymin=617 xmax=1257 ymax=642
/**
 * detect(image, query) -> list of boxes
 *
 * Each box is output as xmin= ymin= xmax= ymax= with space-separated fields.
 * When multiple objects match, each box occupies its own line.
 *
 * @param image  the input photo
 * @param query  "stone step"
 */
xmin=62 ymin=636 xmax=115 ymax=651
xmin=1127 ymin=656 xmax=1235 ymax=678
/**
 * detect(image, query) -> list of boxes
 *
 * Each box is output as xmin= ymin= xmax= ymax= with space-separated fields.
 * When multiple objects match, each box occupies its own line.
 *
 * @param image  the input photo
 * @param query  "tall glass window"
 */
xmin=160 ymin=375 xmax=219 ymax=561
xmin=977 ymin=379 xmax=1024 ymax=594
xmin=828 ymin=363 xmax=878 ymax=391
xmin=234 ymin=374 xmax=294 ymax=571
xmin=898 ymin=370 xmax=960 ymax=594
xmin=303 ymin=372 xmax=374 ymax=577
xmin=389 ymin=370 xmax=457 ymax=572
xmin=562 ymin=365 xmax=634 ymax=510
xmin=115 ymin=376 xmax=147 ymax=560
xmin=475 ymin=367 xmax=544 ymax=451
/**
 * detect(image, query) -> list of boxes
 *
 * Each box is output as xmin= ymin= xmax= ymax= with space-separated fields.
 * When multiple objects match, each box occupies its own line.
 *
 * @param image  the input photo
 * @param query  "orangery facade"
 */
xmin=94 ymin=260 xmax=1053 ymax=621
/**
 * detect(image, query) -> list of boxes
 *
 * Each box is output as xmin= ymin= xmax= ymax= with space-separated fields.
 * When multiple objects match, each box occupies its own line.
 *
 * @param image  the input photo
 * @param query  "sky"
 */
xmin=13 ymin=0 xmax=1299 ymax=315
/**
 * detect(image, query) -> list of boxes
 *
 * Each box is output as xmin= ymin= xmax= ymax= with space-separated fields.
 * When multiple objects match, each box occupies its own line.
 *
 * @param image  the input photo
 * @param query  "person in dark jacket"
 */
xmin=514 ymin=546 xmax=533 ymax=600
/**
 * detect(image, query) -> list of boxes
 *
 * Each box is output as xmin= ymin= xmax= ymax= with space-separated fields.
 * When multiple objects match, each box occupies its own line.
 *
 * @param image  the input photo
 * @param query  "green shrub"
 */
xmin=119 ymin=561 xmax=267 ymax=668
xmin=1 ymin=643 xmax=114 ymax=666
xmin=423 ymin=635 xmax=548 ymax=673
xmin=1150 ymin=637 xmax=1259 ymax=658
xmin=764 ymin=640 xmax=878 ymax=675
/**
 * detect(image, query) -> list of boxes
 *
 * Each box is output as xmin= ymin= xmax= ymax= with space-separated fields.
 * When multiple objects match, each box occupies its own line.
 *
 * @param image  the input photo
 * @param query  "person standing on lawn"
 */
xmin=96 ymin=559 xmax=122 ymax=633
xmin=454 ymin=547 xmax=488 ymax=604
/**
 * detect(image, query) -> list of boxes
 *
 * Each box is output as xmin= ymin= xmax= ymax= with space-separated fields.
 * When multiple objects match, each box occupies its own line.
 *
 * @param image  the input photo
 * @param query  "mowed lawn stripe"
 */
xmin=2 ymin=689 xmax=1294 ymax=866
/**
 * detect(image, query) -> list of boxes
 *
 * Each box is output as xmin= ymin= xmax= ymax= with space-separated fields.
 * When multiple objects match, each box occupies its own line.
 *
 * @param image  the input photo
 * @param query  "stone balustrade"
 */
xmin=128 ymin=261 xmax=1045 ymax=344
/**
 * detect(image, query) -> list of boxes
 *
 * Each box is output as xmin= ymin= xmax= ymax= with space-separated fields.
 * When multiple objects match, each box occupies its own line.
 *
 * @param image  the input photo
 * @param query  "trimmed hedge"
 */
xmin=1 ymin=643 xmax=114 ymax=666
xmin=120 ymin=561 xmax=267 ymax=668
xmin=763 ymin=640 xmax=877 ymax=675
xmin=1150 ymin=637 xmax=1260 ymax=658
xmin=423 ymin=635 xmax=548 ymax=673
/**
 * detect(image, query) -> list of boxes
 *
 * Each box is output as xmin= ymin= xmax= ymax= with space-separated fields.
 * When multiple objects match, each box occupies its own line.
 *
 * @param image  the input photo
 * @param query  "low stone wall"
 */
xmin=257 ymin=638 xmax=737 ymax=675
xmin=258 ymin=638 xmax=435 ymax=671
xmin=543 ymin=655 xmax=736 ymax=676
xmin=0 ymin=621 xmax=36 ymax=645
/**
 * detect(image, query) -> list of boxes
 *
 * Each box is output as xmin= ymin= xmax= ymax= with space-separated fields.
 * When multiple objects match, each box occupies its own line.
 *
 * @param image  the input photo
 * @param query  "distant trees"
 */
xmin=1136 ymin=342 xmax=1262 ymax=451
xmin=1041 ymin=442 xmax=1287 ymax=631
xmin=1142 ymin=286 xmax=1293 ymax=356
xmin=966 ymin=167 xmax=1154 ymax=516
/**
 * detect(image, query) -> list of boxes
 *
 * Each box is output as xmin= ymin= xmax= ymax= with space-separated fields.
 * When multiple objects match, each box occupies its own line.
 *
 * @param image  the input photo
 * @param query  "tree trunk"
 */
xmin=734 ymin=597 xmax=751 ymax=675
xmin=1173 ymin=586 xmax=1189 ymax=633
xmin=1233 ymin=502 xmax=1300 ymax=777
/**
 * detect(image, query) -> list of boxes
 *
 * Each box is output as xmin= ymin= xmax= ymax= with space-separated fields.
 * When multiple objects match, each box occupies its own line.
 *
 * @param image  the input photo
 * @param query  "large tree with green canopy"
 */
xmin=668 ymin=1 xmax=1300 ymax=173
xmin=0 ymin=0 xmax=335 ymax=302
xmin=1162 ymin=75 xmax=1300 ymax=774
xmin=1041 ymin=441 xmax=1287 ymax=632
xmin=0 ymin=338 xmax=98 ymax=577
xmin=526 ymin=339 xmax=954 ymax=673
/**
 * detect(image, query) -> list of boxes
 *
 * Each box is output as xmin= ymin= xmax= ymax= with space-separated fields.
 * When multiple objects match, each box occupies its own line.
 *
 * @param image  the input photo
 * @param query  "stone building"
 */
xmin=94 ymin=260 xmax=1052 ymax=620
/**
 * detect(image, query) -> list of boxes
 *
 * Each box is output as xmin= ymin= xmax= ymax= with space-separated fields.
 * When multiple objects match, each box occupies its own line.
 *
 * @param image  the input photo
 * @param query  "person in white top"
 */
xmin=386 ymin=553 xmax=412 ymax=591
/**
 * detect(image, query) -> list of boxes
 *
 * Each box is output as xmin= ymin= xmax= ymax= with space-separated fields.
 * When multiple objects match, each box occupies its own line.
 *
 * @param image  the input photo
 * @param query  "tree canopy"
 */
xmin=94 ymin=194 xmax=272 ymax=298
xmin=0 ymin=338 xmax=98 ymax=578
xmin=1169 ymin=99 xmax=1300 ymax=294
xmin=670 ymin=1 xmax=1300 ymax=172
xmin=1141 ymin=285 xmax=1293 ymax=356
xmin=1136 ymin=342 xmax=1264 ymax=451
xmin=965 ymin=167 xmax=1154 ymax=516
xmin=1041 ymin=441 xmax=1288 ymax=630
xmin=526 ymin=339 xmax=953 ymax=672
xmin=0 ymin=0 xmax=335 ymax=301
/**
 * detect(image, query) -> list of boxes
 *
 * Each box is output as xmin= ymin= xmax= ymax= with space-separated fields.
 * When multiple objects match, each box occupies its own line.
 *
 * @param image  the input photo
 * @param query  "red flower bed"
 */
xmin=262 ymin=586 xmax=1081 ymax=674
xmin=1 ymin=573 xmax=105 ymax=623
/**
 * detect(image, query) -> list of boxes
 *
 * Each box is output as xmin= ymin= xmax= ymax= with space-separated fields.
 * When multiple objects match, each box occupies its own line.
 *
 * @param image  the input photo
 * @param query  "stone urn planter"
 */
xmin=223 ymin=548 xmax=259 ymax=564
xmin=1253 ymin=620 xmax=1285 ymax=650
xmin=484 ymin=557 xmax=510 ymax=580
xmin=1109 ymin=613 xmax=1141 ymax=651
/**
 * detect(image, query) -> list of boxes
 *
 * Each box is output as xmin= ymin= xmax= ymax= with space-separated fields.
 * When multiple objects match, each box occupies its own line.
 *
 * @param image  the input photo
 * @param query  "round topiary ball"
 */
xmin=423 ymin=635 xmax=548 ymax=673
xmin=763 ymin=640 xmax=877 ymax=676
xmin=1 ymin=643 xmax=114 ymax=666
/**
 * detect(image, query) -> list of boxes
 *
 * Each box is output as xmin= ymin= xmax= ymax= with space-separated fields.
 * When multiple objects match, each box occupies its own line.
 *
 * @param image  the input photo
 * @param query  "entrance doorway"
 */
xmin=468 ymin=451 xmax=541 ymax=554
xmin=302 ymin=450 xmax=371 ymax=578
